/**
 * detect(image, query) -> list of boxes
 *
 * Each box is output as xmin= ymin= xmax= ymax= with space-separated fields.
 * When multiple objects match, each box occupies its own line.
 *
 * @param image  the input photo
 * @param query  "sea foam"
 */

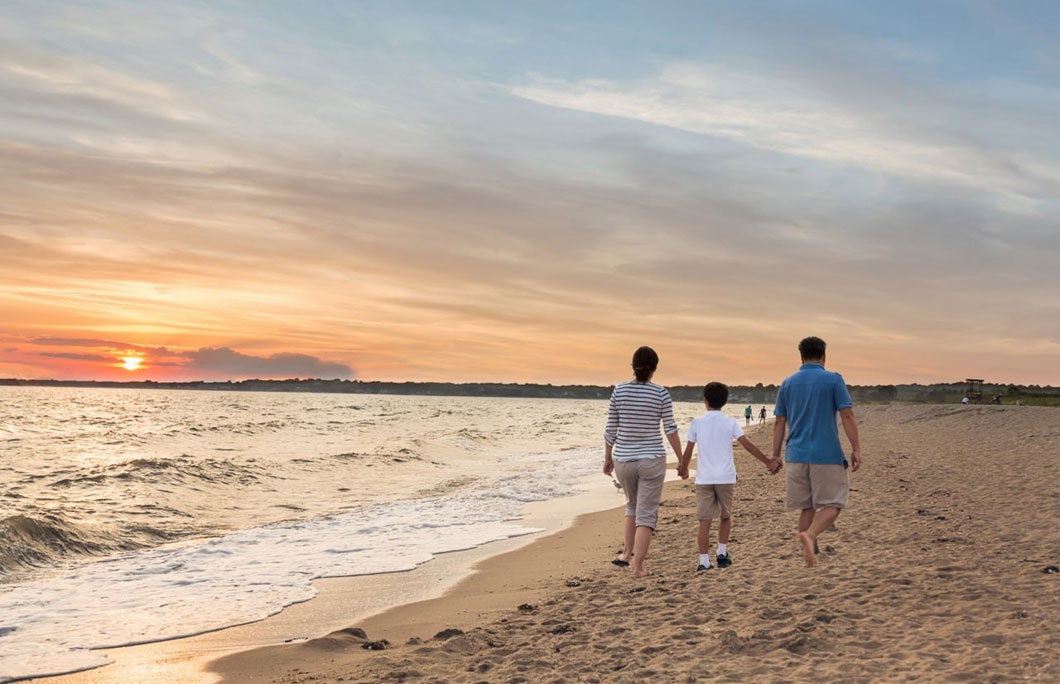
xmin=0 ymin=446 xmax=598 ymax=682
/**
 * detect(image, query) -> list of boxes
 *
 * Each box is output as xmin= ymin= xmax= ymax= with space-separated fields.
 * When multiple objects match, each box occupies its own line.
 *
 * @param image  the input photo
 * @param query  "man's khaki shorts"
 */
xmin=786 ymin=462 xmax=849 ymax=510
xmin=696 ymin=484 xmax=734 ymax=520
xmin=614 ymin=457 xmax=667 ymax=529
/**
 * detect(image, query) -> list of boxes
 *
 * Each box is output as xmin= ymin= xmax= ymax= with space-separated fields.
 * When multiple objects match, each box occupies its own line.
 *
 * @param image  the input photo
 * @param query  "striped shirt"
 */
xmin=604 ymin=381 xmax=679 ymax=461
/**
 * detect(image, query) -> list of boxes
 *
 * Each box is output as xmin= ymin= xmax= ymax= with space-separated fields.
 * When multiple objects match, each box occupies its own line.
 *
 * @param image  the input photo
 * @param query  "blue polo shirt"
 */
xmin=774 ymin=363 xmax=853 ymax=464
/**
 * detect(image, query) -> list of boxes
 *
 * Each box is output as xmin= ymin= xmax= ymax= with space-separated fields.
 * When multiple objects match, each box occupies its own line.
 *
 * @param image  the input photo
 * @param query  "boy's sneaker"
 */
xmin=696 ymin=563 xmax=712 ymax=572
xmin=716 ymin=553 xmax=733 ymax=568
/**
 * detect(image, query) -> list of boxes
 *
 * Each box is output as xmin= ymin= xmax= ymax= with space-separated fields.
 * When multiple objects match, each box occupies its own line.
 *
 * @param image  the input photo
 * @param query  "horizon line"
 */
xmin=3 ymin=378 xmax=1056 ymax=390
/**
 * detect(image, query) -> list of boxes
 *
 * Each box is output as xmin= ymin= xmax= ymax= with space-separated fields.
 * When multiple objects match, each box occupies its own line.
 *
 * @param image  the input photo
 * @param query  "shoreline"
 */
xmin=31 ymin=468 xmax=640 ymax=684
xmin=211 ymin=506 xmax=625 ymax=683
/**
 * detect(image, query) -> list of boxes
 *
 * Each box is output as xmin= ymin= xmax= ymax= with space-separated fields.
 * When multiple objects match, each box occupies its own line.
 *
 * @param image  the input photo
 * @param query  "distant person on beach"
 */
xmin=759 ymin=406 xmax=767 ymax=424
xmin=772 ymin=337 xmax=861 ymax=568
xmin=604 ymin=346 xmax=682 ymax=578
xmin=962 ymin=396 xmax=970 ymax=404
xmin=677 ymin=382 xmax=779 ymax=571
xmin=744 ymin=405 xmax=752 ymax=425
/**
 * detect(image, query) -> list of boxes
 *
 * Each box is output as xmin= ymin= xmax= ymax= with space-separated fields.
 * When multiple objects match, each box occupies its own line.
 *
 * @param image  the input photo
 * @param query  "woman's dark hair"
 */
xmin=703 ymin=382 xmax=729 ymax=409
xmin=631 ymin=346 xmax=659 ymax=382
xmin=798 ymin=336 xmax=827 ymax=361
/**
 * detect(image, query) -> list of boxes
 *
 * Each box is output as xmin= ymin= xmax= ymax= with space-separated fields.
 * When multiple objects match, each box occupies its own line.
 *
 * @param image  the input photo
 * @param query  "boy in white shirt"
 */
xmin=678 ymin=382 xmax=778 ymax=571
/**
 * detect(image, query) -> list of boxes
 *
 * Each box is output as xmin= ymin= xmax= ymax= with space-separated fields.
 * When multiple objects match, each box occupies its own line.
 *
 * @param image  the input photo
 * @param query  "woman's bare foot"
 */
xmin=632 ymin=568 xmax=651 ymax=578
xmin=798 ymin=532 xmax=817 ymax=568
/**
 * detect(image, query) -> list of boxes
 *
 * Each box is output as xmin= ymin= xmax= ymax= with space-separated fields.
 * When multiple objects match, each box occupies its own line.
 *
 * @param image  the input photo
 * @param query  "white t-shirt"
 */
xmin=686 ymin=411 xmax=743 ymax=484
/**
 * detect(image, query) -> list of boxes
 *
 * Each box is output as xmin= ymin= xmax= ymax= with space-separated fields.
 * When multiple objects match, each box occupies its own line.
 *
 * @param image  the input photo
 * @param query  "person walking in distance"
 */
xmin=772 ymin=337 xmax=862 ymax=567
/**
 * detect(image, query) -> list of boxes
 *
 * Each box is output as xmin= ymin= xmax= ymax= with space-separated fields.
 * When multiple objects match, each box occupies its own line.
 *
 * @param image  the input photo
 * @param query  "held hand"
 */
xmin=768 ymin=457 xmax=783 ymax=474
xmin=850 ymin=449 xmax=862 ymax=472
xmin=677 ymin=464 xmax=690 ymax=480
xmin=603 ymin=459 xmax=614 ymax=477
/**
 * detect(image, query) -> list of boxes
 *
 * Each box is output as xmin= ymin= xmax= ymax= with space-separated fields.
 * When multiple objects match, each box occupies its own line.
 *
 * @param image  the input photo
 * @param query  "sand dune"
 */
xmin=214 ymin=404 xmax=1059 ymax=683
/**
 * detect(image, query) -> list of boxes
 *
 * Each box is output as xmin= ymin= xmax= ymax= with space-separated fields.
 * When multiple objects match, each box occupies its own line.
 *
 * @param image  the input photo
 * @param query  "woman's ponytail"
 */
xmin=631 ymin=346 xmax=659 ymax=382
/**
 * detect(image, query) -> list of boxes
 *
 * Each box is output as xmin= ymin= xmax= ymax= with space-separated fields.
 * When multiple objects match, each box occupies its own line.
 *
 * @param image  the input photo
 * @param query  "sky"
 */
xmin=1 ymin=1 xmax=1058 ymax=385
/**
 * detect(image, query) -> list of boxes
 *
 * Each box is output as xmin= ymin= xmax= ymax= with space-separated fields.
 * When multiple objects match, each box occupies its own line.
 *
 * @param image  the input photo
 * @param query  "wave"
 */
xmin=0 ymin=514 xmax=172 ymax=581
xmin=0 ymin=446 xmax=601 ymax=682
xmin=48 ymin=456 xmax=268 ymax=489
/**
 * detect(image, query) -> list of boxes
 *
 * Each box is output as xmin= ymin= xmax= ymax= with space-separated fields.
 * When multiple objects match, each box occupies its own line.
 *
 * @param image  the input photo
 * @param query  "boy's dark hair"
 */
xmin=798 ymin=336 xmax=827 ymax=361
xmin=631 ymin=346 xmax=659 ymax=382
xmin=703 ymin=382 xmax=728 ymax=409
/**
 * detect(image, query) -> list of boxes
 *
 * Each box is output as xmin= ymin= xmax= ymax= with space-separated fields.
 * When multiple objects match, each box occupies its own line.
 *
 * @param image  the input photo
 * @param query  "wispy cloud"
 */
xmin=38 ymin=351 xmax=113 ymax=362
xmin=0 ymin=46 xmax=205 ymax=122
xmin=508 ymin=62 xmax=1060 ymax=201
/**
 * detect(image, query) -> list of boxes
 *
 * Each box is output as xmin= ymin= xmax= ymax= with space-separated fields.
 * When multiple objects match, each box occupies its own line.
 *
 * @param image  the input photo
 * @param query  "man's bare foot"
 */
xmin=632 ymin=569 xmax=651 ymax=578
xmin=798 ymin=532 xmax=817 ymax=567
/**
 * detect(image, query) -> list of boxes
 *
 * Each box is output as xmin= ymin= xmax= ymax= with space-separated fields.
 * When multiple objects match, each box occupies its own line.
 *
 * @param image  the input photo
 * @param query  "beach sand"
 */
xmin=40 ymin=405 xmax=1060 ymax=683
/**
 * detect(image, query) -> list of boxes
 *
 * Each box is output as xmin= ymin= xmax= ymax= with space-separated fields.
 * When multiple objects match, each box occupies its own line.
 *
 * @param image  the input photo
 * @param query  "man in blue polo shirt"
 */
xmin=772 ymin=337 xmax=862 ymax=567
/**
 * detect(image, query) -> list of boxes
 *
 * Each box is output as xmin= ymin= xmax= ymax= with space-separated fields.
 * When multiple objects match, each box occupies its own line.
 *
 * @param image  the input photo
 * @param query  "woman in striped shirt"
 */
xmin=604 ymin=346 xmax=682 ymax=577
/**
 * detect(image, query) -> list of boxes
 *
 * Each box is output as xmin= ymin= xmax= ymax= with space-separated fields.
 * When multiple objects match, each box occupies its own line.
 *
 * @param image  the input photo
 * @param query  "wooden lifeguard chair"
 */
xmin=965 ymin=378 xmax=984 ymax=404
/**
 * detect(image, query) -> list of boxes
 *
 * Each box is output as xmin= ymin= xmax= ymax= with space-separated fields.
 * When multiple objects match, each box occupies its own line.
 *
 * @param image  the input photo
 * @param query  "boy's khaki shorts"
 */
xmin=696 ymin=484 xmax=734 ymax=520
xmin=786 ymin=462 xmax=848 ymax=510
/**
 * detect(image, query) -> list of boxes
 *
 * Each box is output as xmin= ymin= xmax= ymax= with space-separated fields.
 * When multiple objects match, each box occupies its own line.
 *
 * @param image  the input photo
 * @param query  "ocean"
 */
xmin=0 ymin=386 xmax=771 ymax=681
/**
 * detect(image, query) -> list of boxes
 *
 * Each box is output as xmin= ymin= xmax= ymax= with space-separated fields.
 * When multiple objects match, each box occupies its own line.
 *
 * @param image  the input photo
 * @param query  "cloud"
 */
xmin=507 ymin=62 xmax=1060 ymax=201
xmin=29 ymin=337 xmax=178 ymax=356
xmin=38 ymin=351 xmax=113 ymax=362
xmin=31 ymin=337 xmax=131 ymax=348
xmin=182 ymin=347 xmax=354 ymax=380
xmin=23 ymin=338 xmax=354 ymax=380
xmin=0 ymin=45 xmax=204 ymax=122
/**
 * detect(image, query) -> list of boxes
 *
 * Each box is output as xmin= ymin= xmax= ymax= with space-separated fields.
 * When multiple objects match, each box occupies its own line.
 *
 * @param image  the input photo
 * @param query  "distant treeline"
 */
xmin=2 ymin=378 xmax=1059 ymax=406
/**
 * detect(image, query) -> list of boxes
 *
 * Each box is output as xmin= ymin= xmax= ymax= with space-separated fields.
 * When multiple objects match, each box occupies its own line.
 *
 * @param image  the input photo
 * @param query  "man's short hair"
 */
xmin=703 ymin=382 xmax=728 ymax=409
xmin=798 ymin=336 xmax=827 ymax=361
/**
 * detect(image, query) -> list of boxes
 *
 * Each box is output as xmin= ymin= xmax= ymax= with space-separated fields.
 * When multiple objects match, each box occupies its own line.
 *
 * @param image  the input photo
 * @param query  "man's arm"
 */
xmin=771 ymin=415 xmax=787 ymax=463
xmin=839 ymin=407 xmax=861 ymax=472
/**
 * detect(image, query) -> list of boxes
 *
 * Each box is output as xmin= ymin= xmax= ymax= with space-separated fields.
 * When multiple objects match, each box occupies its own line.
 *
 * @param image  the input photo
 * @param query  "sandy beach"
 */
xmin=39 ymin=405 xmax=1060 ymax=683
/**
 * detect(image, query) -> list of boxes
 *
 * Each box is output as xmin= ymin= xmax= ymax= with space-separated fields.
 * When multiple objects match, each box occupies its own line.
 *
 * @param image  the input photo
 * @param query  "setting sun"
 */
xmin=121 ymin=356 xmax=143 ymax=371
